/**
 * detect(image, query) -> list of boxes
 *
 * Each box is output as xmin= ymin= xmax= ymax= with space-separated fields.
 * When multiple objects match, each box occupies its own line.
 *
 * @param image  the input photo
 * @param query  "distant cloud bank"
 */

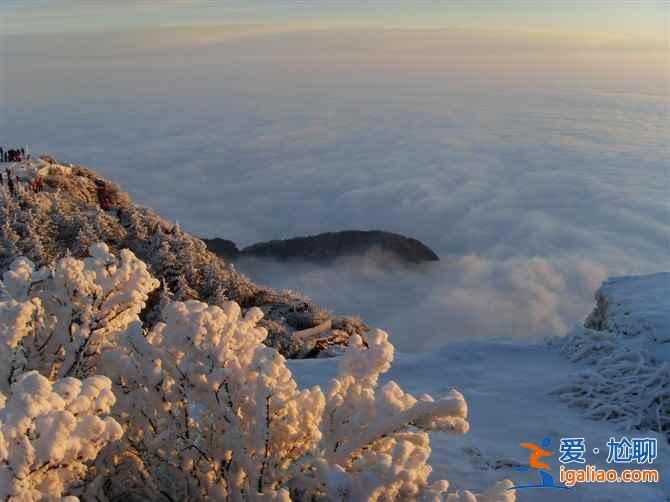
xmin=1 ymin=26 xmax=667 ymax=347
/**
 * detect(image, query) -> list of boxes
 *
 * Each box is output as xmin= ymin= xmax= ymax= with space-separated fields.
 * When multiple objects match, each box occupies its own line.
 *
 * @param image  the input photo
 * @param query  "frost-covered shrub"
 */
xmin=552 ymin=327 xmax=670 ymax=437
xmin=551 ymin=274 xmax=669 ymax=439
xmin=0 ymin=371 xmax=123 ymax=501
xmin=1 ymin=245 xmax=514 ymax=501
xmin=101 ymin=300 xmax=513 ymax=501
xmin=0 ymin=242 xmax=159 ymax=386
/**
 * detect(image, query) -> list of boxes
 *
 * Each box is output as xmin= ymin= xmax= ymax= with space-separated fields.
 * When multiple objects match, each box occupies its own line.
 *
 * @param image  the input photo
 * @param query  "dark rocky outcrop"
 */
xmin=202 ymin=237 xmax=239 ymax=260
xmin=242 ymin=230 xmax=439 ymax=263
xmin=205 ymin=230 xmax=439 ymax=264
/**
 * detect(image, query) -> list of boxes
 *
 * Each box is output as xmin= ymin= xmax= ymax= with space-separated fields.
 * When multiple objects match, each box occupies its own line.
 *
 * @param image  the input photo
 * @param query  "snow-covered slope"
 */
xmin=0 ymin=158 xmax=366 ymax=357
xmin=585 ymin=273 xmax=670 ymax=347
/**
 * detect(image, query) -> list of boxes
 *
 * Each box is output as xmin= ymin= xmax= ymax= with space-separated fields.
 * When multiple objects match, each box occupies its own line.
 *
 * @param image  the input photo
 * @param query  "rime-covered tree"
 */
xmin=0 ymin=159 xmax=370 ymax=357
xmin=0 ymin=372 xmax=123 ymax=501
xmin=0 ymin=192 xmax=22 ymax=269
xmin=1 ymin=245 xmax=515 ymax=501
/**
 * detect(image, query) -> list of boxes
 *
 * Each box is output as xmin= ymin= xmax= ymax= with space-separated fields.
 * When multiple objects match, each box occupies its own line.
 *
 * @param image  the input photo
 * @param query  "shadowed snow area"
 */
xmin=290 ymin=338 xmax=670 ymax=501
xmin=288 ymin=273 xmax=670 ymax=499
xmin=554 ymin=273 xmax=669 ymax=439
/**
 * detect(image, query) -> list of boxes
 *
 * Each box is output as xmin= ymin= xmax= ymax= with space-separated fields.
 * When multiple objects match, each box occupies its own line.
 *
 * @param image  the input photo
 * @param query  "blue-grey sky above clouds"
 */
xmin=3 ymin=1 xmax=669 ymax=42
xmin=1 ymin=4 xmax=668 ymax=347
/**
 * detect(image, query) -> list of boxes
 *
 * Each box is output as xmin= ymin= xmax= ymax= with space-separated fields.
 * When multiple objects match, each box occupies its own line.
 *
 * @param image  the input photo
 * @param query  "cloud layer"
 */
xmin=1 ymin=28 xmax=668 ymax=348
xmin=237 ymin=253 xmax=609 ymax=351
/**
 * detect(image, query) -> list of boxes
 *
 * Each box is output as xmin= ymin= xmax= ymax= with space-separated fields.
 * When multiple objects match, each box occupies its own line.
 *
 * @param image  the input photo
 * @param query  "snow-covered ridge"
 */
xmin=554 ymin=273 xmax=669 ymax=439
xmin=0 ymin=157 xmax=366 ymax=357
xmin=585 ymin=273 xmax=670 ymax=346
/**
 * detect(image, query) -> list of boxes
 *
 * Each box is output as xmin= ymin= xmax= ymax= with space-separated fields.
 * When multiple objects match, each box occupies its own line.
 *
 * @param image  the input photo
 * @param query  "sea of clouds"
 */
xmin=1 ymin=28 xmax=668 ymax=349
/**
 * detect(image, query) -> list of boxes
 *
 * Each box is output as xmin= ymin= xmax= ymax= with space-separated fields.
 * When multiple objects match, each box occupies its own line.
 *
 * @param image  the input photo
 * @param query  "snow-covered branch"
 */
xmin=0 ymin=243 xmax=159 ymax=388
xmin=1 ymin=244 xmax=514 ymax=501
xmin=0 ymin=371 xmax=122 ymax=501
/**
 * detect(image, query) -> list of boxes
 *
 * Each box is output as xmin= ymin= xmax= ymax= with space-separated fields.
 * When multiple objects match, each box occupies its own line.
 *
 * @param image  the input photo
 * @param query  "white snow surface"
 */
xmin=290 ymin=338 xmax=669 ymax=502
xmin=590 ymin=273 xmax=670 ymax=354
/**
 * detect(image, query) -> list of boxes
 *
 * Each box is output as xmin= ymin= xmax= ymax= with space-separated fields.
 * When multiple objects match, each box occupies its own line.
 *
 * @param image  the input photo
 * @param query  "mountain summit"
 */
xmin=0 ymin=157 xmax=366 ymax=357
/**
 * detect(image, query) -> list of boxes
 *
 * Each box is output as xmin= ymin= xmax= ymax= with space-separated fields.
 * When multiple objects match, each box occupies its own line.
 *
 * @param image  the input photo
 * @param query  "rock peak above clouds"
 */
xmin=203 ymin=230 xmax=440 ymax=264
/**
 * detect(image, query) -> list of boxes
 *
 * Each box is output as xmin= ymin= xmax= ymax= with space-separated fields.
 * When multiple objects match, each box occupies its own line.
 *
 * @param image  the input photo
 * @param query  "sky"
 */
xmin=1 ymin=2 xmax=668 ymax=349
xmin=2 ymin=0 xmax=669 ymax=43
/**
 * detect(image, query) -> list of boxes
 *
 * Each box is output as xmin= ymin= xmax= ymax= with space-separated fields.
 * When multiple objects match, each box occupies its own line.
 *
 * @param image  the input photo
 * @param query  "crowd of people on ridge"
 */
xmin=1 ymin=167 xmax=46 ymax=196
xmin=1 ymin=146 xmax=46 ymax=196
xmin=0 ymin=147 xmax=29 ymax=163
